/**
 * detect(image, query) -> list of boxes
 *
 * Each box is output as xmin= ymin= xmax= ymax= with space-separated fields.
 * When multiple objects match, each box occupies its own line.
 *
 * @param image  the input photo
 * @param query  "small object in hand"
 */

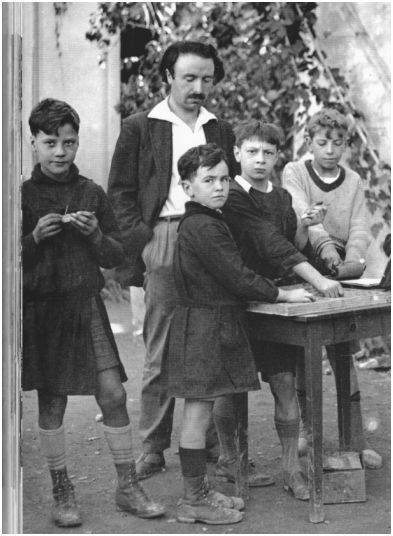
xmin=61 ymin=213 xmax=73 ymax=224
xmin=301 ymin=202 xmax=324 ymax=219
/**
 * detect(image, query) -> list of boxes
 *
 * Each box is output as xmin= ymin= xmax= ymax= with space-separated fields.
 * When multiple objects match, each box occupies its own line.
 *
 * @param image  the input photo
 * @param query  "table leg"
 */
xmin=234 ymin=392 xmax=249 ymax=500
xmin=332 ymin=342 xmax=351 ymax=451
xmin=304 ymin=332 xmax=325 ymax=523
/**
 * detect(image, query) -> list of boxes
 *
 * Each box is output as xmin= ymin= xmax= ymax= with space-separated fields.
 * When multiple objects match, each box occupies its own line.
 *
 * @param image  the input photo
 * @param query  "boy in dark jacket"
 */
xmin=163 ymin=143 xmax=314 ymax=525
xmin=23 ymin=99 xmax=165 ymax=527
xmin=214 ymin=121 xmax=343 ymax=501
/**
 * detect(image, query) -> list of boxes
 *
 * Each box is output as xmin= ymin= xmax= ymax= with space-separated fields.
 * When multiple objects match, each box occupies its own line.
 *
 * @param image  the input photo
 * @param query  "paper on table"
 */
xmin=340 ymin=277 xmax=381 ymax=288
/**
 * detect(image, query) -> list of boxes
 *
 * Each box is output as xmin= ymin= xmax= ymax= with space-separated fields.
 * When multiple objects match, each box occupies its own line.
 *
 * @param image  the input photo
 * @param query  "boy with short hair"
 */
xmin=23 ymin=99 xmax=165 ymax=528
xmin=214 ymin=120 xmax=344 ymax=501
xmin=163 ymin=143 xmax=314 ymax=525
xmin=282 ymin=108 xmax=382 ymax=469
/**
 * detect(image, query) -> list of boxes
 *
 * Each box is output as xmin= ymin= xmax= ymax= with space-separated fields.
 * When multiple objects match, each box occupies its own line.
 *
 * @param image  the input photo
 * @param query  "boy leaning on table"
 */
xmin=282 ymin=107 xmax=382 ymax=469
xmin=162 ymin=143 xmax=314 ymax=525
xmin=212 ymin=119 xmax=344 ymax=502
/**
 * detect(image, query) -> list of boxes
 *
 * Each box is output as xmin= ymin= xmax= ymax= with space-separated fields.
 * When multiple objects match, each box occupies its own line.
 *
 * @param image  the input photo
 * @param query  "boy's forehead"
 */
xmin=313 ymin=126 xmax=345 ymax=139
xmin=35 ymin=124 xmax=78 ymax=139
xmin=240 ymin=137 xmax=277 ymax=150
xmin=196 ymin=160 xmax=228 ymax=177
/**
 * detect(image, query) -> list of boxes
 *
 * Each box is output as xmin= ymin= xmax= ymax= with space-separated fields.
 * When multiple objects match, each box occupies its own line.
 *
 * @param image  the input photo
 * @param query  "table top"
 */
xmin=248 ymin=286 xmax=391 ymax=319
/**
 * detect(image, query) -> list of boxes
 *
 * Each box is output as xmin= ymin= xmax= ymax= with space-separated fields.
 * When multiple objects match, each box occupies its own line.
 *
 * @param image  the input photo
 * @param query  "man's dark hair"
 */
xmin=29 ymin=98 xmax=80 ymax=136
xmin=159 ymin=41 xmax=225 ymax=84
xmin=306 ymin=108 xmax=349 ymax=139
xmin=234 ymin=120 xmax=284 ymax=149
xmin=178 ymin=143 xmax=228 ymax=182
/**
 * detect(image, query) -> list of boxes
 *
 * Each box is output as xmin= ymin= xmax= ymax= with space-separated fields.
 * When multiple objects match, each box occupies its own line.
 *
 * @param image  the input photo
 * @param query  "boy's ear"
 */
xmin=305 ymin=135 xmax=313 ymax=153
xmin=233 ymin=145 xmax=241 ymax=163
xmin=182 ymin=179 xmax=194 ymax=199
xmin=30 ymin=135 xmax=37 ymax=151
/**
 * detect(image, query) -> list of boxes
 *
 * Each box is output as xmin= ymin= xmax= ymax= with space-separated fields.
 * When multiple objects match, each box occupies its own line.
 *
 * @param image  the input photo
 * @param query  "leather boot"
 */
xmin=50 ymin=468 xmax=82 ymax=527
xmin=177 ymin=475 xmax=243 ymax=525
xmin=115 ymin=462 xmax=166 ymax=518
xmin=283 ymin=471 xmax=310 ymax=501
xmin=135 ymin=452 xmax=165 ymax=480
xmin=216 ymin=456 xmax=275 ymax=487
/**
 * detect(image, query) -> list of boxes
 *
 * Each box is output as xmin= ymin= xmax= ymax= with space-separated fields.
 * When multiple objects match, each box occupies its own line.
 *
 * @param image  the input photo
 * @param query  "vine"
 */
xmin=86 ymin=2 xmax=390 ymax=233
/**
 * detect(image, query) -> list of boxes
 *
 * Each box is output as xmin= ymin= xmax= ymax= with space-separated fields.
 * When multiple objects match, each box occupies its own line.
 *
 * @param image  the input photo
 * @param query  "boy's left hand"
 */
xmin=69 ymin=211 xmax=102 ymax=243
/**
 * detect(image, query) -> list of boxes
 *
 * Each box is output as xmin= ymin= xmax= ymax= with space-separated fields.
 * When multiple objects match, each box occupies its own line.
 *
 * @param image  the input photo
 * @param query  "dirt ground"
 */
xmin=22 ymin=299 xmax=391 ymax=534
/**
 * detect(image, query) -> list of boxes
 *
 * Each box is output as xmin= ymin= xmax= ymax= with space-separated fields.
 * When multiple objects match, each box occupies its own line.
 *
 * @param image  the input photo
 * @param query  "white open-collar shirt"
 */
xmin=148 ymin=97 xmax=217 ymax=217
xmin=234 ymin=174 xmax=273 ymax=193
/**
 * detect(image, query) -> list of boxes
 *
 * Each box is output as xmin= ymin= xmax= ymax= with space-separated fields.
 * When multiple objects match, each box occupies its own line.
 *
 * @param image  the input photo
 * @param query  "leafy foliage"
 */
xmin=86 ymin=2 xmax=390 ymax=228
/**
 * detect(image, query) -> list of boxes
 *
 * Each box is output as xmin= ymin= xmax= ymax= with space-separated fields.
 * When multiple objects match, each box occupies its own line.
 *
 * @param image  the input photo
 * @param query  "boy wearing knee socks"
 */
xmin=219 ymin=120 xmax=343 ymax=500
xmin=162 ymin=143 xmax=314 ymax=524
xmin=23 ymin=99 xmax=165 ymax=527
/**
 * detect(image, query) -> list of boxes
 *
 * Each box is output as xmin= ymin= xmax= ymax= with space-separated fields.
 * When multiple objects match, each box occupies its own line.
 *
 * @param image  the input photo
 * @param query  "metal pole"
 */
xmin=2 ymin=2 xmax=23 ymax=533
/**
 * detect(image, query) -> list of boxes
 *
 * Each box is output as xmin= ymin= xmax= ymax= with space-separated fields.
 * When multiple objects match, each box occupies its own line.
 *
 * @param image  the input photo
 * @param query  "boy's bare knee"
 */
xmin=96 ymin=385 xmax=126 ymax=413
xmin=269 ymin=373 xmax=299 ymax=421
xmin=269 ymin=372 xmax=295 ymax=396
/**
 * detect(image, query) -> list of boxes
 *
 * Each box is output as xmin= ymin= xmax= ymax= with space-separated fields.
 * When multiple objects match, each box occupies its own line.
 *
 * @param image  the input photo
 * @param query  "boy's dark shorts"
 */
xmin=249 ymin=338 xmax=303 ymax=382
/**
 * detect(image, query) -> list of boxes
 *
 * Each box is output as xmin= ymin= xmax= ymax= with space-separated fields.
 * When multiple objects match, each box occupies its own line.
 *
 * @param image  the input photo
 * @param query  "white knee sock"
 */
xmin=103 ymin=423 xmax=133 ymax=465
xmin=39 ymin=424 xmax=66 ymax=470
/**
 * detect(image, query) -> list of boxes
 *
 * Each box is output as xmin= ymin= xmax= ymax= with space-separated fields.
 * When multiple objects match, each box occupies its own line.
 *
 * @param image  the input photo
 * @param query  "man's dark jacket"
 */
xmin=107 ymin=110 xmax=238 ymax=286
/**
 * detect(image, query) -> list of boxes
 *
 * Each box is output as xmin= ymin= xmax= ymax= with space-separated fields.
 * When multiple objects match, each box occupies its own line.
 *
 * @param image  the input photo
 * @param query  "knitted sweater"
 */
xmin=282 ymin=160 xmax=370 ymax=262
xmin=23 ymin=164 xmax=124 ymax=299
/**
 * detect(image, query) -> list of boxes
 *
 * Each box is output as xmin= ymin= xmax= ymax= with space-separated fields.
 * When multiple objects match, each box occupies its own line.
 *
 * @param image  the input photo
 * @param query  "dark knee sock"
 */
xmin=179 ymin=447 xmax=206 ymax=477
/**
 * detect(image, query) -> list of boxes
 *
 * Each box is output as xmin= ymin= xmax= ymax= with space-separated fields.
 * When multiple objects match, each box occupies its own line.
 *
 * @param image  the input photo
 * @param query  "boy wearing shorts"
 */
xmin=282 ymin=108 xmax=382 ymax=469
xmin=22 ymin=99 xmax=165 ymax=527
xmin=163 ymin=143 xmax=314 ymax=524
xmin=214 ymin=120 xmax=343 ymax=501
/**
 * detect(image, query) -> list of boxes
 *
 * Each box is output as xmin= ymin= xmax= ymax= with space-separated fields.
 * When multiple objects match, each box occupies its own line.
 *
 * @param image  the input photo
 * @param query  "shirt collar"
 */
xmin=148 ymin=97 xmax=216 ymax=128
xmin=234 ymin=175 xmax=273 ymax=193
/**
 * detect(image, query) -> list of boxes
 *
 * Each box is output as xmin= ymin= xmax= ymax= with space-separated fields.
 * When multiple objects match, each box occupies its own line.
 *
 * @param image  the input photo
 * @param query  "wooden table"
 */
xmin=242 ymin=287 xmax=390 ymax=523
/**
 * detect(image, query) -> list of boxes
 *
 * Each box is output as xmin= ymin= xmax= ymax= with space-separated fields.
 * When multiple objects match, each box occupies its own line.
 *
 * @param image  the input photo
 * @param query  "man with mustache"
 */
xmin=107 ymin=41 xmax=238 ymax=480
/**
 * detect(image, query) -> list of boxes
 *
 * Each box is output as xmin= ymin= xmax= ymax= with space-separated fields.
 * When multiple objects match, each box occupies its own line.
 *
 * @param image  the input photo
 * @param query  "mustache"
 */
xmin=188 ymin=93 xmax=205 ymax=100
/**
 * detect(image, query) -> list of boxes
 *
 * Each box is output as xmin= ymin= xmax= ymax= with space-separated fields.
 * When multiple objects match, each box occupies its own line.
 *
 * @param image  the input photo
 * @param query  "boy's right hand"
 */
xmin=316 ymin=277 xmax=344 ymax=298
xmin=32 ymin=213 xmax=62 ymax=244
xmin=320 ymin=244 xmax=341 ymax=272
xmin=301 ymin=203 xmax=327 ymax=227
xmin=278 ymin=288 xmax=316 ymax=303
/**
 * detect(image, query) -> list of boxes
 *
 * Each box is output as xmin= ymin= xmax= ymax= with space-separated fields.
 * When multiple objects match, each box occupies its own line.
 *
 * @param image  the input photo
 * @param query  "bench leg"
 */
xmin=331 ymin=342 xmax=352 ymax=451
xmin=304 ymin=332 xmax=325 ymax=523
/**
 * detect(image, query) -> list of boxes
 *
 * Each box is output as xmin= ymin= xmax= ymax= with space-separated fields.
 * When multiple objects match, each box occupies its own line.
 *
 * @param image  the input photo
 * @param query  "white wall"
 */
xmin=316 ymin=2 xmax=391 ymax=163
xmin=21 ymin=2 xmax=121 ymax=189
